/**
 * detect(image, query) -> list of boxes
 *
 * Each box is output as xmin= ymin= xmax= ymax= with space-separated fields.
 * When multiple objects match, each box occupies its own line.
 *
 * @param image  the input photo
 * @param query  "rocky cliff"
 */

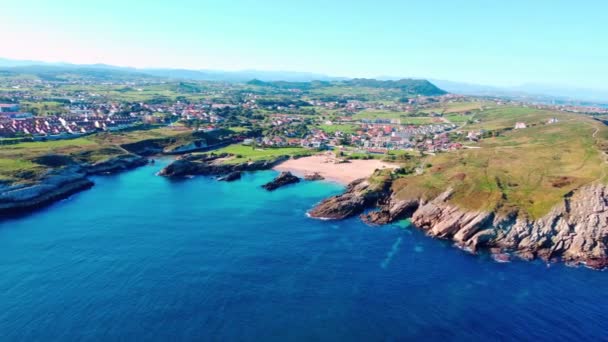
xmin=0 ymin=154 xmax=148 ymax=218
xmin=0 ymin=166 xmax=94 ymax=217
xmin=308 ymin=173 xmax=392 ymax=219
xmin=313 ymin=175 xmax=608 ymax=269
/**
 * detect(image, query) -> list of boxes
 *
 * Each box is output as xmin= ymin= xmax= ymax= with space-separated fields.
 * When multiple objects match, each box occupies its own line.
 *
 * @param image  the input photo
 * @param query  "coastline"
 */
xmin=273 ymin=154 xmax=397 ymax=185
xmin=307 ymin=173 xmax=608 ymax=270
xmin=0 ymin=154 xmax=149 ymax=219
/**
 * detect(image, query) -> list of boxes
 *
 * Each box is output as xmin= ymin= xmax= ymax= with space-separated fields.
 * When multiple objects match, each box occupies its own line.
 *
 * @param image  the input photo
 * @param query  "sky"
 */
xmin=1 ymin=0 xmax=607 ymax=89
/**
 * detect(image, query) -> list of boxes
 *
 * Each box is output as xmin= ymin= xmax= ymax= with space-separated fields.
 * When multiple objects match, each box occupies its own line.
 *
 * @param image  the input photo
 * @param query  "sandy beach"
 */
xmin=274 ymin=153 xmax=397 ymax=184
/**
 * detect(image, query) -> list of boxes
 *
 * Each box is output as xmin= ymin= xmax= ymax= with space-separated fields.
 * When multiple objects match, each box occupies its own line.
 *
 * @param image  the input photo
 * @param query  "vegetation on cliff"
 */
xmin=391 ymin=107 xmax=608 ymax=219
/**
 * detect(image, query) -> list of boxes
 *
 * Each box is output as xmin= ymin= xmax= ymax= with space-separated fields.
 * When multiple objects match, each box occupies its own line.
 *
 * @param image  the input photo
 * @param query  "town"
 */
xmin=1 ymin=76 xmax=606 ymax=158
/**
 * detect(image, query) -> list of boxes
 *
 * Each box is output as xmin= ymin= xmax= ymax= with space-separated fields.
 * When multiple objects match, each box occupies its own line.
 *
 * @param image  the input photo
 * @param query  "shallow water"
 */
xmin=1 ymin=160 xmax=607 ymax=341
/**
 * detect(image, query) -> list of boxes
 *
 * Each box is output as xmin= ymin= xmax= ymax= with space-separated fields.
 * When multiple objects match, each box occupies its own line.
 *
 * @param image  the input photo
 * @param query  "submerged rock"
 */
xmin=218 ymin=171 xmax=242 ymax=182
xmin=262 ymin=172 xmax=300 ymax=191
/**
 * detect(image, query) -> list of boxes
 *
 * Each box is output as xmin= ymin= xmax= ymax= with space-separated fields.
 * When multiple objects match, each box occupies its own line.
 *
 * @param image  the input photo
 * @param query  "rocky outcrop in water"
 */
xmin=0 ymin=166 xmax=94 ymax=217
xmin=308 ymin=174 xmax=392 ymax=220
xmin=262 ymin=172 xmax=300 ymax=191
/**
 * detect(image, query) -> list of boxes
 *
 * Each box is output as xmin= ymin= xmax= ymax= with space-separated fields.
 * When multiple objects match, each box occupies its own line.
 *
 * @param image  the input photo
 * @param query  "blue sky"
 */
xmin=2 ymin=0 xmax=607 ymax=89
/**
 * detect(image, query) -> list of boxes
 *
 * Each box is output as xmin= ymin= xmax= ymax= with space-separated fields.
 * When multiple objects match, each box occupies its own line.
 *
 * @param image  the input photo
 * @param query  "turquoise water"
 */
xmin=1 ymin=160 xmax=608 ymax=341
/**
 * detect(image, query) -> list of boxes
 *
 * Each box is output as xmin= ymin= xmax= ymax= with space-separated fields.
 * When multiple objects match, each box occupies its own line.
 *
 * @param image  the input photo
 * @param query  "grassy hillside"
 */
xmin=247 ymin=78 xmax=446 ymax=98
xmin=0 ymin=128 xmax=201 ymax=182
xmin=392 ymin=107 xmax=608 ymax=219
xmin=213 ymin=144 xmax=311 ymax=164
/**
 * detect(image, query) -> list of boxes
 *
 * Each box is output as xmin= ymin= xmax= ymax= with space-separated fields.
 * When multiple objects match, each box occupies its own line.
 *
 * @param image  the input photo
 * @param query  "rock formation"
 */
xmin=304 ymin=172 xmax=324 ymax=181
xmin=0 ymin=166 xmax=94 ymax=216
xmin=347 ymin=182 xmax=608 ymax=269
xmin=0 ymin=153 xmax=148 ymax=218
xmin=262 ymin=172 xmax=300 ymax=191
xmin=218 ymin=171 xmax=242 ymax=182
xmin=308 ymin=173 xmax=392 ymax=219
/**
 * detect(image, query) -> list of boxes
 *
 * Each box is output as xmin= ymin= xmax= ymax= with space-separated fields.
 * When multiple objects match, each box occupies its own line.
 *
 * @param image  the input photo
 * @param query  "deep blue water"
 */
xmin=1 ymin=160 xmax=608 ymax=341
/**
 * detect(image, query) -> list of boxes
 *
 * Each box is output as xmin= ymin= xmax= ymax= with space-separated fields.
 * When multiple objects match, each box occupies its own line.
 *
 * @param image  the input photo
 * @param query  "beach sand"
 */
xmin=274 ymin=153 xmax=397 ymax=184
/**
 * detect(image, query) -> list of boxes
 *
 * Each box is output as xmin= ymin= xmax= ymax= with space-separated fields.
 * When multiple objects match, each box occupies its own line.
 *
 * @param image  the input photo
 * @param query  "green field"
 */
xmin=214 ymin=144 xmax=312 ymax=164
xmin=0 ymin=128 xmax=198 ymax=181
xmin=21 ymin=101 xmax=68 ymax=115
xmin=445 ymin=114 xmax=474 ymax=123
xmin=317 ymin=124 xmax=359 ymax=134
xmin=420 ymin=101 xmax=494 ymax=114
xmin=466 ymin=107 xmax=565 ymax=130
xmin=392 ymin=107 xmax=608 ymax=219
xmin=352 ymin=110 xmax=437 ymax=124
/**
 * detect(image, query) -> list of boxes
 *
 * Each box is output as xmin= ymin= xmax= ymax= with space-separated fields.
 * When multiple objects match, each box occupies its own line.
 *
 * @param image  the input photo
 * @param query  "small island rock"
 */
xmin=262 ymin=172 xmax=300 ymax=191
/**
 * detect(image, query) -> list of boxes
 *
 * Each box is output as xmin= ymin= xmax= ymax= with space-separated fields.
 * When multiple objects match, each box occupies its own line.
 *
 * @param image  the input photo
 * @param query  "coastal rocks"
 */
xmin=491 ymin=184 xmax=608 ymax=268
xmin=352 ymin=181 xmax=608 ymax=269
xmin=361 ymin=197 xmax=419 ymax=225
xmin=308 ymin=174 xmax=392 ymax=220
xmin=159 ymin=155 xmax=289 ymax=178
xmin=83 ymin=154 xmax=148 ymax=175
xmin=218 ymin=171 xmax=242 ymax=182
xmin=0 ymin=152 xmax=150 ymax=218
xmin=262 ymin=172 xmax=300 ymax=191
xmin=158 ymin=158 xmax=204 ymax=177
xmin=0 ymin=166 xmax=94 ymax=216
xmin=304 ymin=172 xmax=325 ymax=181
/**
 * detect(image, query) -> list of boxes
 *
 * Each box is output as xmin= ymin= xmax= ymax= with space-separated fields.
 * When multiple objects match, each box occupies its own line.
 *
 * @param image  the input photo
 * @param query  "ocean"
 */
xmin=1 ymin=160 xmax=607 ymax=341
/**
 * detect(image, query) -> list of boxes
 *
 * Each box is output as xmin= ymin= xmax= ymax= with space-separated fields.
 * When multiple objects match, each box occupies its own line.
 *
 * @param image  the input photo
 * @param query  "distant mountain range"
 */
xmin=0 ymin=58 xmax=339 ymax=82
xmin=1 ymin=57 xmax=607 ymax=104
xmin=429 ymin=79 xmax=608 ymax=105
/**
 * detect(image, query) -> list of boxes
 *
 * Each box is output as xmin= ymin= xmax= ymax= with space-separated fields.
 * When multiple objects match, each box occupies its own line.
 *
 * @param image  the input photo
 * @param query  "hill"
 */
xmin=247 ymin=78 xmax=446 ymax=97
xmin=310 ymin=105 xmax=608 ymax=267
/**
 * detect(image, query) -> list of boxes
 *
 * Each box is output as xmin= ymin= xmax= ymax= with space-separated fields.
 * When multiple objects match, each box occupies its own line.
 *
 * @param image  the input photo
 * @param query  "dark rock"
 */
xmin=304 ymin=172 xmax=324 ymax=181
xmin=262 ymin=172 xmax=300 ymax=191
xmin=361 ymin=198 xmax=419 ymax=225
xmin=218 ymin=171 xmax=242 ymax=182
xmin=31 ymin=154 xmax=76 ymax=168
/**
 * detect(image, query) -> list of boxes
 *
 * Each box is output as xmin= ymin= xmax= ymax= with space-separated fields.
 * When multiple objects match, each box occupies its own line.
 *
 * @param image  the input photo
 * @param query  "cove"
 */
xmin=0 ymin=160 xmax=607 ymax=341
